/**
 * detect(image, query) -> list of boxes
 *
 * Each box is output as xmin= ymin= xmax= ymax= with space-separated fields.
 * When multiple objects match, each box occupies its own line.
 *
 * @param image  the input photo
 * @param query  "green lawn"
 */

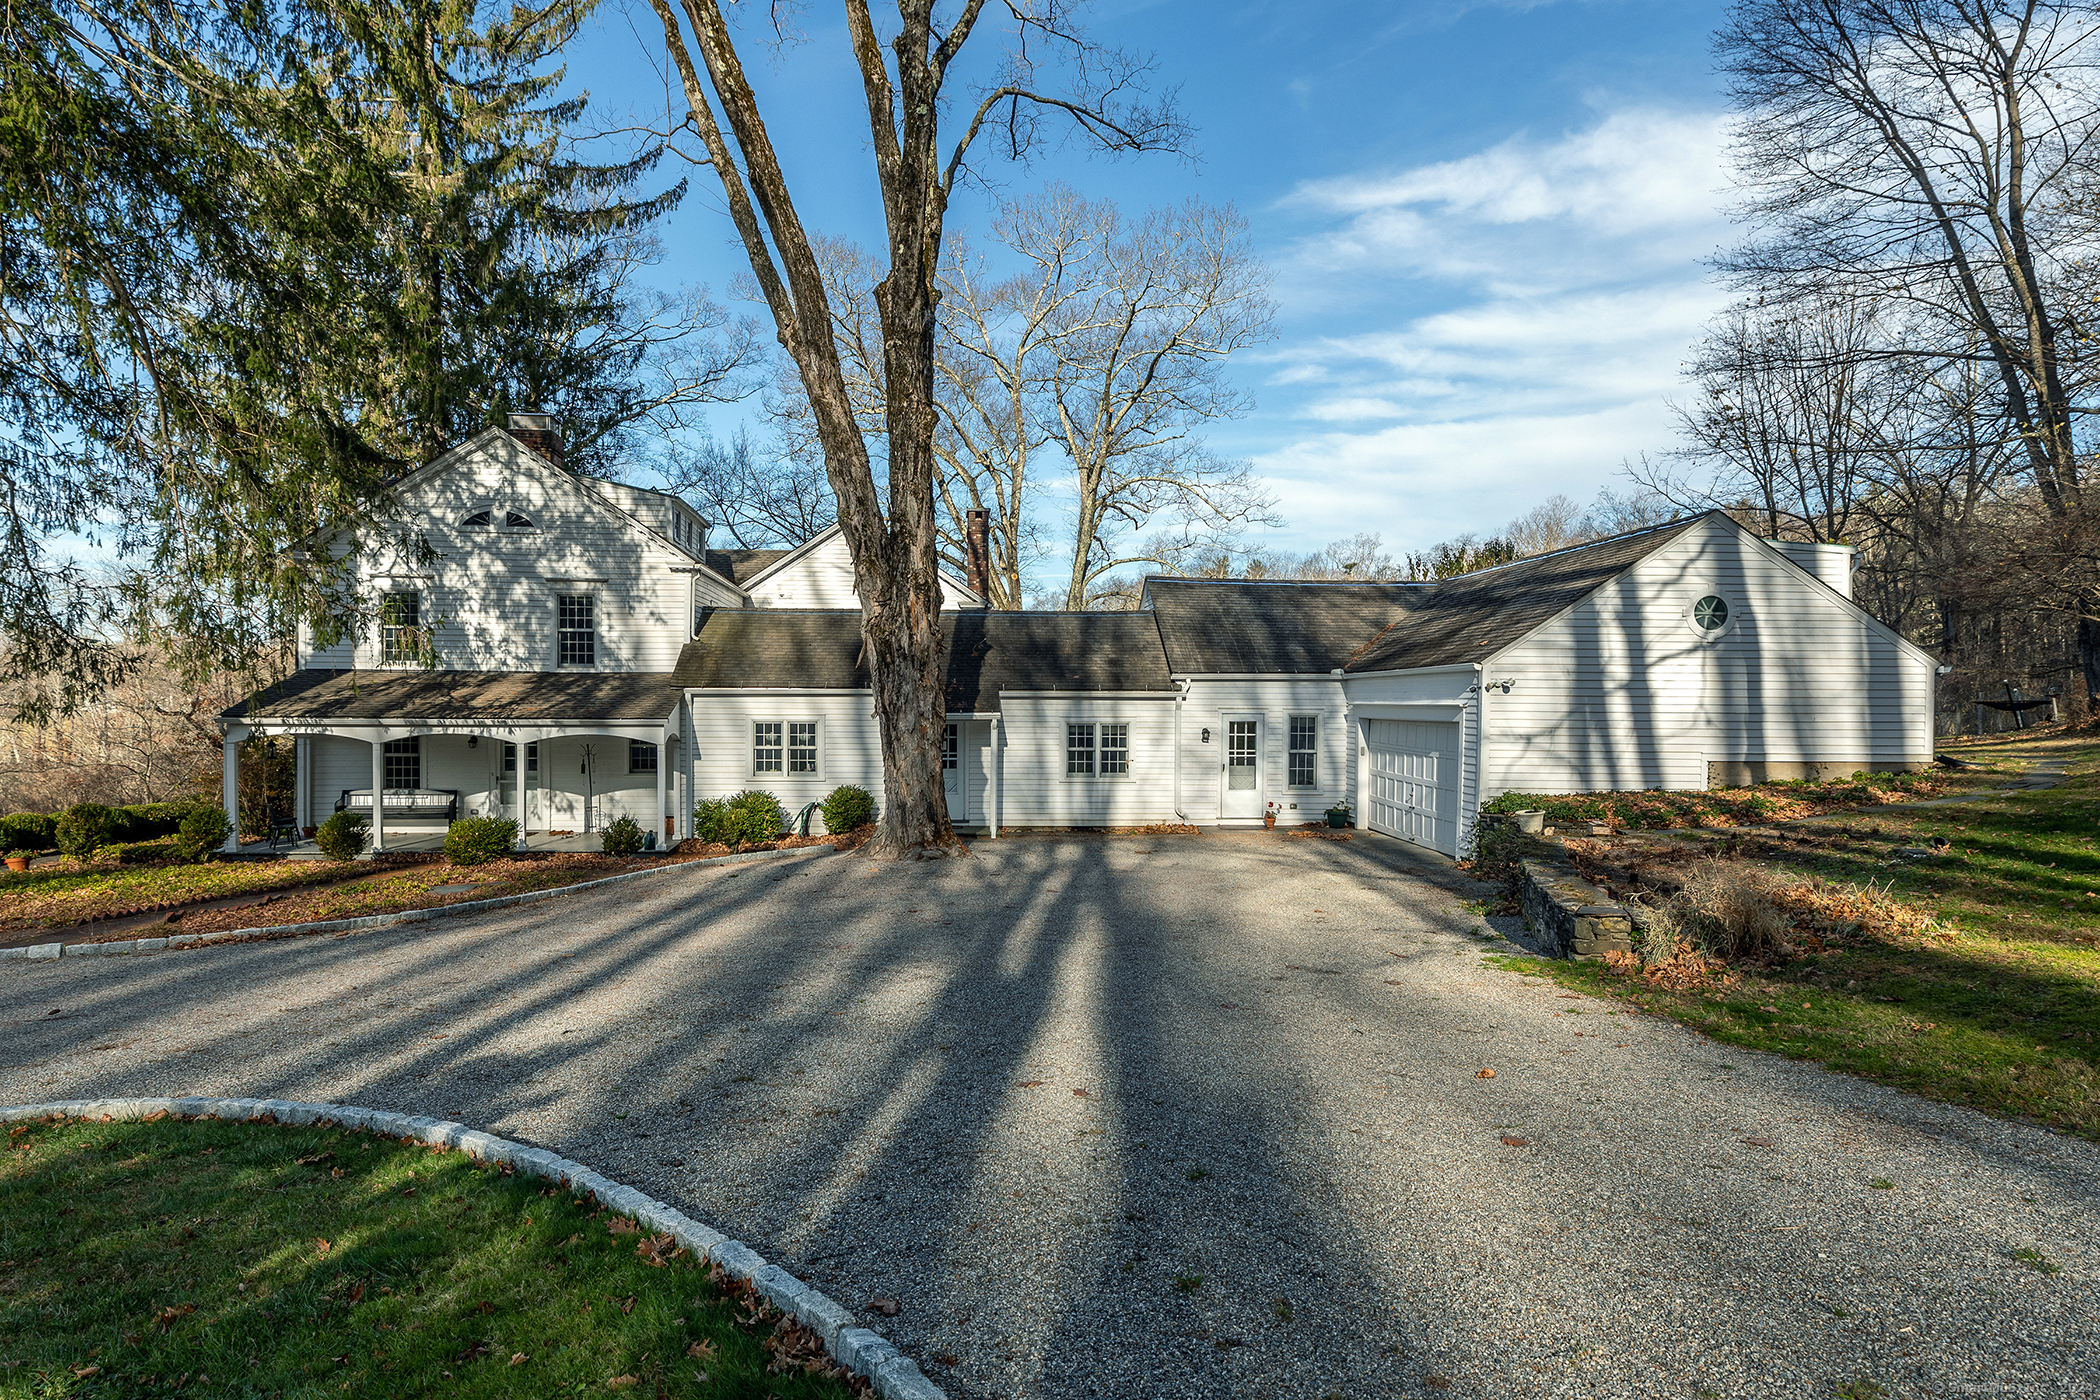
xmin=1492 ymin=733 xmax=2100 ymax=1136
xmin=0 ymin=1117 xmax=860 ymax=1398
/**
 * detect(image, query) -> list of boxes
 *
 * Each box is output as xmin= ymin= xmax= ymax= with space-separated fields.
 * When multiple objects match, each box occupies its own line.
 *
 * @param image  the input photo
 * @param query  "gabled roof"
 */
xmin=1143 ymin=580 xmax=1423 ymax=674
xmin=703 ymin=547 xmax=793 ymax=585
xmin=672 ymin=609 xmax=1175 ymax=712
xmin=1140 ymin=515 xmax=1708 ymax=676
xmin=226 ymin=668 xmax=680 ymax=722
xmin=1343 ymin=515 xmax=1707 ymax=673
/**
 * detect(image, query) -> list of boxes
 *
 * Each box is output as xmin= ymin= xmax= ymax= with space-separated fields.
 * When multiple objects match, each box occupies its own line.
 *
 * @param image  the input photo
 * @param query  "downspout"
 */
xmin=1173 ymin=678 xmax=1191 ymax=822
xmin=1471 ymin=662 xmax=1486 ymax=853
xmin=989 ymin=705 xmax=1003 ymax=838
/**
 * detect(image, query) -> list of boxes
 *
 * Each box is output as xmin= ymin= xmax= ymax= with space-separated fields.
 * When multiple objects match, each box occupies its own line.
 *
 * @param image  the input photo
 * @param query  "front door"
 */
xmin=501 ymin=743 xmax=541 ymax=831
xmin=1220 ymin=715 xmax=1264 ymax=820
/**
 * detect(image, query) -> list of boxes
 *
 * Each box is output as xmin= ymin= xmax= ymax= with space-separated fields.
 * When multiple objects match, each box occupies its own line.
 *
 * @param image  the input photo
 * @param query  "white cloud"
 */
xmin=1236 ymin=106 xmax=1734 ymax=555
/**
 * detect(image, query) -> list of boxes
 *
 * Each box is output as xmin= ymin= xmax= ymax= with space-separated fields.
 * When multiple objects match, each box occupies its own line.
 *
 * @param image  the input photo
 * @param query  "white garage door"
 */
xmin=1365 ymin=718 xmax=1461 ymax=856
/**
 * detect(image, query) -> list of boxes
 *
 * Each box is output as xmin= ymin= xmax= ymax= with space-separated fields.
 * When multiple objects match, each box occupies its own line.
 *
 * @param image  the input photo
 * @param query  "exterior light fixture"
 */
xmin=1201 ymin=727 xmax=1211 ymax=743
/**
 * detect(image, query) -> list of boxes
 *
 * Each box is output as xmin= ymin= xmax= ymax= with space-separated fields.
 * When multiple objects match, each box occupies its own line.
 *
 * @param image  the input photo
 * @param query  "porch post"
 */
xmin=369 ymin=738 xmax=387 ymax=853
xmin=220 ymin=731 xmax=241 ymax=853
xmin=512 ymin=742 xmax=526 ymax=849
xmin=656 ymin=733 xmax=669 ymax=846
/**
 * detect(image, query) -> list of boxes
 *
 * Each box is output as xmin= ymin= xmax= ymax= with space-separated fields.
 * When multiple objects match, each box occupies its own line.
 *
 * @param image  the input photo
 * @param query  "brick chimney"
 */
xmin=507 ymin=410 xmax=563 ymax=469
xmin=965 ymin=508 xmax=991 ymax=602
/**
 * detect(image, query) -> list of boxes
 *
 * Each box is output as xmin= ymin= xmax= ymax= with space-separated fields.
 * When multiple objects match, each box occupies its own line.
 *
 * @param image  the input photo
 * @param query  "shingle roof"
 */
xmin=672 ymin=610 xmax=1176 ymax=711
xmin=1142 ymin=515 xmax=1706 ymax=676
xmin=1142 ymin=580 xmax=1424 ymax=674
xmin=1341 ymin=516 xmax=1704 ymax=673
xmin=226 ymin=668 xmax=681 ymax=722
xmin=703 ymin=548 xmax=792 ymax=585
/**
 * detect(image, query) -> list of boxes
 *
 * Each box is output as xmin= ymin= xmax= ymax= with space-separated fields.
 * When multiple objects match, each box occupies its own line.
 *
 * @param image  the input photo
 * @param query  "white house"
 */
xmin=220 ymin=417 xmax=1935 ymax=859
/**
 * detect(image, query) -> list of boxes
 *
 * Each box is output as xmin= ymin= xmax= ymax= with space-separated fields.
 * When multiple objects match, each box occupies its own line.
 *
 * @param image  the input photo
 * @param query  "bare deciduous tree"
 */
xmin=1717 ymin=0 xmax=2100 ymax=698
xmin=640 ymin=0 xmax=1182 ymax=856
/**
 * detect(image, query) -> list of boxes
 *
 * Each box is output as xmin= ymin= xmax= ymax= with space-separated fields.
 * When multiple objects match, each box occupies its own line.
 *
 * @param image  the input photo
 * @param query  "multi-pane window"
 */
xmin=1099 ymin=723 xmax=1129 ymax=776
xmin=380 ymin=592 xmax=420 ymax=665
xmin=752 ymin=721 xmax=783 ymax=774
xmin=382 ymin=737 xmax=421 ymax=789
xmin=629 ymin=740 xmax=658 ymax=774
xmin=1288 ymin=715 xmax=1318 ymax=788
xmin=788 ymin=722 xmax=818 ymax=774
xmin=1227 ymin=720 xmax=1259 ymax=790
xmin=1066 ymin=722 xmax=1129 ymax=778
xmin=504 ymin=510 xmax=536 ymax=529
xmin=1066 ymin=722 xmax=1095 ymax=776
xmin=557 ymin=594 xmax=595 ymax=666
xmin=942 ymin=722 xmax=959 ymax=771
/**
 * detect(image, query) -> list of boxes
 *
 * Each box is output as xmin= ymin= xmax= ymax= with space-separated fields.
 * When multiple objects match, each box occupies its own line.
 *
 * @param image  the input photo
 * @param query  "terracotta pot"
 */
xmin=1262 ymin=815 xmax=1276 ymax=830
xmin=4 ymin=855 xmax=28 ymax=872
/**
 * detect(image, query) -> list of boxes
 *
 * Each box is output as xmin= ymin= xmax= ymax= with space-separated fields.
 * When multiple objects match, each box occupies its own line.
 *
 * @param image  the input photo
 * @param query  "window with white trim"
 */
xmin=788 ymin=721 xmax=818 ymax=774
xmin=629 ymin=740 xmax=657 ymax=774
xmin=380 ymin=592 xmax=421 ymax=665
xmin=504 ymin=510 xmax=537 ymax=529
xmin=1287 ymin=715 xmax=1318 ymax=789
xmin=752 ymin=721 xmax=783 ymax=774
xmin=942 ymin=722 xmax=959 ymax=771
xmin=383 ymin=737 xmax=421 ymax=789
xmin=557 ymin=594 xmax=595 ymax=666
xmin=1066 ymin=721 xmax=1130 ymax=779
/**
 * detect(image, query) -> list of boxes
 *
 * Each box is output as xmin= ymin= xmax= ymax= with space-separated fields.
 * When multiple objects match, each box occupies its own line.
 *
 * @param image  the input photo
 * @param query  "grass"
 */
xmin=0 ymin=1116 xmax=860 ymax=1398
xmin=1490 ymin=733 xmax=2100 ymax=1137
xmin=0 ymin=860 xmax=362 ymax=935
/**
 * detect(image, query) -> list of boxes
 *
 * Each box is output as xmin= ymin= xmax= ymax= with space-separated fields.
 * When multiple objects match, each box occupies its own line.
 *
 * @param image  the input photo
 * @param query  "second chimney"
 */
xmin=965 ymin=508 xmax=991 ymax=603
xmin=507 ymin=410 xmax=564 ymax=469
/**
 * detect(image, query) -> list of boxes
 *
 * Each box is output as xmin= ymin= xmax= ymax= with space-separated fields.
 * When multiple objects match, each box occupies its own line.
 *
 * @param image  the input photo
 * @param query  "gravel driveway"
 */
xmin=4 ymin=832 xmax=2094 ymax=1399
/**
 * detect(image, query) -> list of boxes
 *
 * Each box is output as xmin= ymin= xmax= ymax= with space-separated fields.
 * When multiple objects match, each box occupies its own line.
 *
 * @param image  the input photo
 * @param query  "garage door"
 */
xmin=1365 ymin=718 xmax=1460 ymax=856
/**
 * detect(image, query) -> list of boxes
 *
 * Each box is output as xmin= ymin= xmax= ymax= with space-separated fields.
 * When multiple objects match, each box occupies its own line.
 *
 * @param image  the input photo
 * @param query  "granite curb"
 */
xmin=0 ymin=1095 xmax=945 ymax=1400
xmin=0 ymin=845 xmax=834 ymax=970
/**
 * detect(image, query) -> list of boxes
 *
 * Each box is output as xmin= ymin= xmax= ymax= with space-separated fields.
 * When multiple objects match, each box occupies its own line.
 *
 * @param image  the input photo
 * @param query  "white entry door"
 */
xmin=943 ymin=722 xmax=963 ymax=816
xmin=1364 ymin=718 xmax=1460 ymax=855
xmin=1220 ymin=715 xmax=1264 ymax=820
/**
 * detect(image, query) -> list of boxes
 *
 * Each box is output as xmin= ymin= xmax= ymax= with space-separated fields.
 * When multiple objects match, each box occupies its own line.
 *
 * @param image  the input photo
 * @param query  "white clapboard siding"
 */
xmin=686 ymin=693 xmax=885 ymax=824
xmin=1484 ymin=515 xmax=1933 ymax=796
xmin=994 ymin=696 xmax=1179 ymax=827
xmin=1176 ymin=679 xmax=1353 ymax=826
xmin=745 ymin=531 xmax=862 ymax=609
xmin=313 ymin=435 xmax=738 ymax=674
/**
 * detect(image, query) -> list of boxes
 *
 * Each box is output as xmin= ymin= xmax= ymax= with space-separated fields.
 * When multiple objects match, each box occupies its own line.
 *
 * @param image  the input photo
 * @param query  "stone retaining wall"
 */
xmin=1518 ymin=857 xmax=1636 ymax=960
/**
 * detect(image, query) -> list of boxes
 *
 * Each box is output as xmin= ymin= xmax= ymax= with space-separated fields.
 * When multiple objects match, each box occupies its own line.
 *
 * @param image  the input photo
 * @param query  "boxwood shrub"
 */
xmin=693 ymin=790 xmax=785 ymax=848
xmin=313 ymin=810 xmax=368 ymax=862
xmin=599 ymin=815 xmax=644 ymax=857
xmin=444 ymin=817 xmax=517 ymax=866
xmin=55 ymin=803 xmax=119 ymax=858
xmin=819 ymin=784 xmax=876 ymax=834
xmin=0 ymin=812 xmax=56 ymax=854
xmin=173 ymin=806 xmax=233 ymax=862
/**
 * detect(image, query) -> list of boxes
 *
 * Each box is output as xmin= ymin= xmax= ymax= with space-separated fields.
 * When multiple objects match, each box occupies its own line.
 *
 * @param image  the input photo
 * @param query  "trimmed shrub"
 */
xmin=313 ymin=810 xmax=369 ymax=862
xmin=111 ymin=801 xmax=210 ymax=843
xmin=0 ymin=812 xmax=56 ymax=854
xmin=599 ymin=815 xmax=644 ymax=857
xmin=694 ymin=790 xmax=785 ymax=848
xmin=173 ymin=806 xmax=233 ymax=862
xmin=445 ymin=816 xmax=517 ymax=866
xmin=819 ymin=784 xmax=876 ymax=835
xmin=55 ymin=803 xmax=119 ymax=858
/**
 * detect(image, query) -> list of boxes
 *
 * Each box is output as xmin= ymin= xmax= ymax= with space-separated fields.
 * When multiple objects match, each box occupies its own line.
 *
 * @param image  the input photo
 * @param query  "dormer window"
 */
xmin=460 ymin=509 xmax=492 ymax=528
xmin=504 ymin=510 xmax=536 ymax=529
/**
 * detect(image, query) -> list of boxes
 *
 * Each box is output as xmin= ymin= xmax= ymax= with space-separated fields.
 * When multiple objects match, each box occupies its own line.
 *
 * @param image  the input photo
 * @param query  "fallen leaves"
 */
xmin=1741 ymin=1137 xmax=1774 ymax=1148
xmin=606 ymin=1375 xmax=638 ymax=1389
xmin=686 ymin=1340 xmax=717 ymax=1362
xmin=295 ymin=1151 xmax=333 ymax=1166
xmin=868 ymin=1297 xmax=900 ymax=1317
xmin=635 ymin=1233 xmax=686 ymax=1269
xmin=154 ymin=1304 xmax=195 ymax=1331
xmin=1907 ymin=1021 xmax=1939 ymax=1033
xmin=315 ymin=1238 xmax=330 ymax=1254
xmin=1475 ymin=1068 xmax=1496 ymax=1079
xmin=1500 ymin=1136 xmax=1530 ymax=1148
xmin=1016 ymin=1080 xmax=1045 ymax=1089
xmin=606 ymin=1216 xmax=640 ymax=1236
xmin=509 ymin=1353 xmax=527 ymax=1367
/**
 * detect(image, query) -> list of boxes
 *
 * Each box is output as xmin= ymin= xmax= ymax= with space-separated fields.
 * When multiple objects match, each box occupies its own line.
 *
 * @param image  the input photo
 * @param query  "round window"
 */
xmin=1693 ymin=594 xmax=1730 ymax=631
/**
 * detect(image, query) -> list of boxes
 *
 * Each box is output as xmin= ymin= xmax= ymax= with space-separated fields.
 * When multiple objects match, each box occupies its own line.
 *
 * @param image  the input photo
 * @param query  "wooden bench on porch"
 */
xmin=335 ymin=788 xmax=460 ymax=822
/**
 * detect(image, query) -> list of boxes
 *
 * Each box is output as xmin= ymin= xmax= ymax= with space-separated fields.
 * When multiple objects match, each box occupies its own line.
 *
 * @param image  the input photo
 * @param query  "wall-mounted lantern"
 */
xmin=1200 ymin=727 xmax=1212 ymax=743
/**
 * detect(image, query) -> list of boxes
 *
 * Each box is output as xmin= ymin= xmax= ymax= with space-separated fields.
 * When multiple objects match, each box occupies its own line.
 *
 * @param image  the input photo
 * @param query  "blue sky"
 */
xmin=565 ymin=0 xmax=1737 ymax=567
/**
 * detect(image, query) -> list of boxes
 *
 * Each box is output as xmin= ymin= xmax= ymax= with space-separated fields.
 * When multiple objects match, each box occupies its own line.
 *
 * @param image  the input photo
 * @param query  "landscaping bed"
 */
xmin=1485 ymin=733 xmax=2100 ymax=1136
xmin=0 ymin=1114 xmax=860 ymax=1397
xmin=0 ymin=857 xmax=427 ymax=937
xmin=1481 ymin=760 xmax=2006 ymax=832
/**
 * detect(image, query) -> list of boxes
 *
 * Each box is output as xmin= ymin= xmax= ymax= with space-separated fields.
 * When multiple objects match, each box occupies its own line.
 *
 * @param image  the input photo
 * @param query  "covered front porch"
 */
xmin=218 ymin=668 xmax=690 ymax=856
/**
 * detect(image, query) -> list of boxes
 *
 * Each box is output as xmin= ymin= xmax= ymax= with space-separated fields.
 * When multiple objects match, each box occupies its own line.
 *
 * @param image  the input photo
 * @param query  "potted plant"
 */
xmin=1325 ymin=801 xmax=1353 ymax=829
xmin=1263 ymin=800 xmax=1280 ymax=830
